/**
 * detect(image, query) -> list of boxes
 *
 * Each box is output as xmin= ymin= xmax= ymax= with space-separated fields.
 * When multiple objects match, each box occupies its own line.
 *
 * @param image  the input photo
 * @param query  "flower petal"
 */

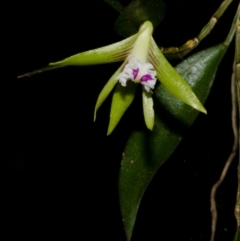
xmin=49 ymin=35 xmax=138 ymax=67
xmin=149 ymin=37 xmax=207 ymax=114
xmin=142 ymin=87 xmax=154 ymax=130
xmin=94 ymin=60 xmax=128 ymax=121
xmin=130 ymin=21 xmax=153 ymax=63
xmin=107 ymin=81 xmax=138 ymax=135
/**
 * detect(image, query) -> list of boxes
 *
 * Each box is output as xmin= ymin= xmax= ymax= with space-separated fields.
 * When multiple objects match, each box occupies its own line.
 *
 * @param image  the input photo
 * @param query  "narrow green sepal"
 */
xmin=18 ymin=34 xmax=137 ymax=78
xmin=17 ymin=65 xmax=65 ymax=79
xmin=150 ymin=37 xmax=207 ymax=114
xmin=107 ymin=81 xmax=138 ymax=135
xmin=50 ymin=35 xmax=137 ymax=67
xmin=142 ymin=87 xmax=154 ymax=130
xmin=94 ymin=60 xmax=127 ymax=121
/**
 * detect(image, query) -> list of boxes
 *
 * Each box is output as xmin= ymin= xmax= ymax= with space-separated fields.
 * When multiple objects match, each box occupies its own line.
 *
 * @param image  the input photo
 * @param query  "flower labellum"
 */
xmin=117 ymin=60 xmax=157 ymax=93
xmin=20 ymin=21 xmax=206 ymax=135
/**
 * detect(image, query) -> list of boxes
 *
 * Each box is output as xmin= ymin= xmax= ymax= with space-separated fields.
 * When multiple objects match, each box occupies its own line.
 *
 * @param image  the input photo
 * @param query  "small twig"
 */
xmin=234 ymin=10 xmax=240 ymax=240
xmin=161 ymin=0 xmax=234 ymax=59
xmin=210 ymin=6 xmax=240 ymax=241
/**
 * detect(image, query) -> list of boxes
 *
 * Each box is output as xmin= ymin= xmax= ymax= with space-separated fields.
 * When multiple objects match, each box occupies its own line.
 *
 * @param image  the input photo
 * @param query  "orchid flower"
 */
xmin=33 ymin=21 xmax=206 ymax=135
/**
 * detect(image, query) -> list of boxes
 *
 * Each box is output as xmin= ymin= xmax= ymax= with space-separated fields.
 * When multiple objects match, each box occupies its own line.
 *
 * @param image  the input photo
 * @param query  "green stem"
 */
xmin=161 ymin=0 xmax=234 ymax=59
xmin=236 ymin=9 xmax=240 ymax=96
xmin=198 ymin=0 xmax=233 ymax=41
xmin=223 ymin=3 xmax=240 ymax=47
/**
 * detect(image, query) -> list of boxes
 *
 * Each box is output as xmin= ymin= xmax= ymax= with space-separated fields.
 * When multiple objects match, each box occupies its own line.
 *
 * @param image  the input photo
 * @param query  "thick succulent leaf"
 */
xmin=142 ymin=87 xmax=154 ymax=130
xmin=107 ymin=81 xmax=138 ymax=135
xmin=150 ymin=37 xmax=207 ymax=114
xmin=115 ymin=0 xmax=165 ymax=37
xmin=119 ymin=44 xmax=227 ymax=241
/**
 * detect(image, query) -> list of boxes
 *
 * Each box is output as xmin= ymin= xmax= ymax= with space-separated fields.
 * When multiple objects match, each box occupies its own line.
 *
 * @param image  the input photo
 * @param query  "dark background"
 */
xmin=8 ymin=0 xmax=239 ymax=240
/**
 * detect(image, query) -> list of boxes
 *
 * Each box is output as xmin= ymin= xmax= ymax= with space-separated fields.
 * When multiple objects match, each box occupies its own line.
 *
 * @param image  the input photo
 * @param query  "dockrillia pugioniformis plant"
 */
xmin=19 ymin=21 xmax=206 ymax=135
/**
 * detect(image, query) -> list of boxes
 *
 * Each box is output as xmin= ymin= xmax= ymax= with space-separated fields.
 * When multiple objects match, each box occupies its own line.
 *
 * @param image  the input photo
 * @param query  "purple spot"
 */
xmin=132 ymin=68 xmax=139 ymax=79
xmin=140 ymin=74 xmax=153 ymax=82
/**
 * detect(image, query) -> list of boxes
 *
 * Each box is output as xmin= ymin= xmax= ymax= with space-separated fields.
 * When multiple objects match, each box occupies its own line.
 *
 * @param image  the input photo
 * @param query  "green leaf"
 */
xmin=119 ymin=44 xmax=227 ymax=241
xmin=115 ymin=0 xmax=166 ymax=37
xmin=107 ymin=81 xmax=138 ymax=135
xmin=104 ymin=0 xmax=124 ymax=13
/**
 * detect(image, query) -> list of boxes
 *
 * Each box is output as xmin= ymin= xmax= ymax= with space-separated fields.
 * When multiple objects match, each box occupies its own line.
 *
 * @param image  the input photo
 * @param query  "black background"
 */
xmin=8 ymin=0 xmax=239 ymax=240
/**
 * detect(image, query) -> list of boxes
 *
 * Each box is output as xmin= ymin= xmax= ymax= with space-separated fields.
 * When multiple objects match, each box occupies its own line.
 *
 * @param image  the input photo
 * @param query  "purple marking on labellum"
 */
xmin=132 ymin=68 xmax=139 ymax=79
xmin=140 ymin=74 xmax=153 ymax=82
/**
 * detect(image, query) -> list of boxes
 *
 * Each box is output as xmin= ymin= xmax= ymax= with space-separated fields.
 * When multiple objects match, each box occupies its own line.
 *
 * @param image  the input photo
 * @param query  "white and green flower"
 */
xmin=44 ymin=21 xmax=206 ymax=135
